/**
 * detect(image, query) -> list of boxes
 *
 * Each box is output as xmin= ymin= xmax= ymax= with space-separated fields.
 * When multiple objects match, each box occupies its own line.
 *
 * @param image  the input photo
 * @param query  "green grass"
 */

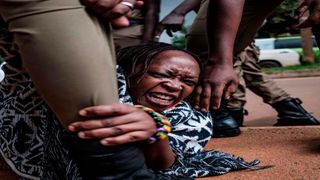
xmin=263 ymin=62 xmax=320 ymax=73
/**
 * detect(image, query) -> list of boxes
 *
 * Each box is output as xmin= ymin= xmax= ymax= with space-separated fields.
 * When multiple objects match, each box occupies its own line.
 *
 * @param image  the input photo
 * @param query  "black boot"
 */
xmin=210 ymin=109 xmax=244 ymax=138
xmin=272 ymin=98 xmax=320 ymax=126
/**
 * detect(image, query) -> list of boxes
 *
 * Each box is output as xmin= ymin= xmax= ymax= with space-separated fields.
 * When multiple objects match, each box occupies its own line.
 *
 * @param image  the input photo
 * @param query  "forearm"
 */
xmin=171 ymin=0 xmax=201 ymax=15
xmin=144 ymin=138 xmax=176 ymax=171
xmin=142 ymin=0 xmax=160 ymax=43
xmin=207 ymin=0 xmax=245 ymax=65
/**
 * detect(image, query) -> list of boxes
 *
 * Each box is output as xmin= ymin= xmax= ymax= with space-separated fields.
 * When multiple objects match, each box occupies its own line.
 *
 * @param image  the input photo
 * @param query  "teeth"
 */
xmin=151 ymin=93 xmax=174 ymax=101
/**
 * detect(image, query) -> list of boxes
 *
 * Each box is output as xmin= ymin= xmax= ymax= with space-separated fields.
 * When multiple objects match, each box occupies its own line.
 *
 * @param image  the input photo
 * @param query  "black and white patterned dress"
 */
xmin=0 ymin=62 xmax=260 ymax=179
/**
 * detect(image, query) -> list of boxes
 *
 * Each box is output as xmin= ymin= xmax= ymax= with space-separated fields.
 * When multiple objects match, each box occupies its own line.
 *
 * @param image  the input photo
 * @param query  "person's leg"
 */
xmin=243 ymin=43 xmax=319 ymax=126
xmin=227 ymin=54 xmax=247 ymax=110
xmin=242 ymin=44 xmax=290 ymax=104
xmin=0 ymin=1 xmax=154 ymax=179
xmin=0 ymin=0 xmax=118 ymax=128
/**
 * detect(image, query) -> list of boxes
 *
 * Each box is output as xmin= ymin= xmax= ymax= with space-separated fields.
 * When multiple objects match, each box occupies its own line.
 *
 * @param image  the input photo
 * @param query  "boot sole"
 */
xmin=211 ymin=127 xmax=241 ymax=138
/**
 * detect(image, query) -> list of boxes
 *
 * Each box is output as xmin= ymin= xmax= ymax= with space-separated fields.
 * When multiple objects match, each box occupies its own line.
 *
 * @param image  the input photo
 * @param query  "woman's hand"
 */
xmin=80 ymin=0 xmax=144 ymax=28
xmin=68 ymin=103 xmax=157 ymax=146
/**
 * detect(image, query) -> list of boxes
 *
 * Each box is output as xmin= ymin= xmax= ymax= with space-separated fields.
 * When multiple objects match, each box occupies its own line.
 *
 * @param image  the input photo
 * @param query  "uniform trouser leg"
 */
xmin=226 ymin=53 xmax=247 ymax=109
xmin=242 ymin=46 xmax=290 ymax=105
xmin=0 ymin=0 xmax=118 ymax=128
xmin=0 ymin=1 xmax=150 ymax=178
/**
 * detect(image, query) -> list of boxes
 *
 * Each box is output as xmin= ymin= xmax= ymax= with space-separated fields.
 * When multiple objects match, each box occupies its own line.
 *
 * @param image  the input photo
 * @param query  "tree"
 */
xmin=257 ymin=0 xmax=315 ymax=64
xmin=298 ymin=0 xmax=315 ymax=63
xmin=257 ymin=0 xmax=300 ymax=37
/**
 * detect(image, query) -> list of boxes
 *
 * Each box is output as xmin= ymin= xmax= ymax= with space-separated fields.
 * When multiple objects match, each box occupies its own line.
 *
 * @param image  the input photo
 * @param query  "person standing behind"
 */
xmin=187 ymin=0 xmax=319 ymax=137
xmin=203 ymin=0 xmax=320 ymax=110
xmin=159 ymin=0 xmax=319 ymax=137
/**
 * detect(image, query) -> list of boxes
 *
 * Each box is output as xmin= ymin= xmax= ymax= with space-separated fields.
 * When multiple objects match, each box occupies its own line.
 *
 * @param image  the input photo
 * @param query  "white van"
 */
xmin=255 ymin=37 xmax=302 ymax=68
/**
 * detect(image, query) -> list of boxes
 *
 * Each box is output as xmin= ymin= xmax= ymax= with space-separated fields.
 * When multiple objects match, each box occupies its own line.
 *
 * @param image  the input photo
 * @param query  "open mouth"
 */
xmin=146 ymin=92 xmax=177 ymax=107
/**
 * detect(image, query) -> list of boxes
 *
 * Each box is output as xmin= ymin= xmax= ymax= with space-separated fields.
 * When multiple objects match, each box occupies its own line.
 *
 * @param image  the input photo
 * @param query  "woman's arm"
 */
xmin=143 ymin=139 xmax=176 ymax=170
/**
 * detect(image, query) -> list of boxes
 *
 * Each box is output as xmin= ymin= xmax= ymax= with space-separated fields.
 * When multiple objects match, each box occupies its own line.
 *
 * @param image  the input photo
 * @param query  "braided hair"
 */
xmin=116 ymin=42 xmax=203 ymax=86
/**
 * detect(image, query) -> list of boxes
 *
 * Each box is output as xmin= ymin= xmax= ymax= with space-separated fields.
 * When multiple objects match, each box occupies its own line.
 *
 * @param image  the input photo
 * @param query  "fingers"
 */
xmin=164 ymin=25 xmax=182 ymax=37
xmin=193 ymin=85 xmax=202 ymax=110
xmin=102 ymin=0 xmax=135 ymax=20
xmin=78 ymin=103 xmax=132 ymax=117
xmin=69 ymin=114 xmax=137 ymax=131
xmin=68 ymin=104 xmax=158 ymax=145
xmin=223 ymin=80 xmax=238 ymax=100
xmin=134 ymin=0 xmax=144 ymax=8
xmin=77 ymin=122 xmax=155 ymax=140
xmin=166 ymin=28 xmax=173 ymax=37
xmin=100 ymin=131 xmax=152 ymax=146
xmin=194 ymin=83 xmax=233 ymax=111
xmin=111 ymin=16 xmax=130 ymax=28
xmin=210 ymin=83 xmax=224 ymax=110
xmin=199 ymin=83 xmax=211 ymax=112
xmin=81 ymin=0 xmax=143 ymax=28
xmin=70 ymin=104 xmax=145 ymax=131
xmin=72 ymin=117 xmax=156 ymax=145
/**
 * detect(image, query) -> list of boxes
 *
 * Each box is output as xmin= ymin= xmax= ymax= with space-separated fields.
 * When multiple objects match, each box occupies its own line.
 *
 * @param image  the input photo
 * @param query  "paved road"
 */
xmin=244 ymin=76 xmax=320 ymax=127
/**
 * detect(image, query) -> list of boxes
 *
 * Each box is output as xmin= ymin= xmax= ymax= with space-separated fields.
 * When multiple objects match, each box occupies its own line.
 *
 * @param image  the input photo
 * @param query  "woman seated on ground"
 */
xmin=0 ymin=42 xmax=260 ymax=179
xmin=67 ymin=43 xmax=261 ymax=177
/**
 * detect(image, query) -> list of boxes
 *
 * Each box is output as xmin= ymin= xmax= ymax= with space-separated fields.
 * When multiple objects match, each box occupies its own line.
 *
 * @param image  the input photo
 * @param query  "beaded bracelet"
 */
xmin=134 ymin=105 xmax=171 ymax=144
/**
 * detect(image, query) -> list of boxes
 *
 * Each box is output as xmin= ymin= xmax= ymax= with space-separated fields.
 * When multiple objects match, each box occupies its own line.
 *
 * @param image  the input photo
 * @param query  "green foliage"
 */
xmin=270 ymin=0 xmax=299 ymax=23
xmin=171 ymin=26 xmax=189 ymax=49
xmin=263 ymin=62 xmax=320 ymax=73
xmin=257 ymin=0 xmax=300 ymax=37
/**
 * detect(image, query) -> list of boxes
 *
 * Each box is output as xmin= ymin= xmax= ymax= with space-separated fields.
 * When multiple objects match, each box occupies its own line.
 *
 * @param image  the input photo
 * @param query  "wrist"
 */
xmin=207 ymin=55 xmax=234 ymax=66
xmin=134 ymin=105 xmax=171 ymax=144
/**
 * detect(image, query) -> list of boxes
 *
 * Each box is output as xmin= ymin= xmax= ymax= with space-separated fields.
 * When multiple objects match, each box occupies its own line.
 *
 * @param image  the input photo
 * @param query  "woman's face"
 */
xmin=129 ymin=50 xmax=200 ymax=112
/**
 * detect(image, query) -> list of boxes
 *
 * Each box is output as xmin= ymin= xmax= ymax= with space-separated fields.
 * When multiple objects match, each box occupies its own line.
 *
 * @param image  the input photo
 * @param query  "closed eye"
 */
xmin=147 ymin=71 xmax=169 ymax=78
xmin=183 ymin=79 xmax=197 ymax=86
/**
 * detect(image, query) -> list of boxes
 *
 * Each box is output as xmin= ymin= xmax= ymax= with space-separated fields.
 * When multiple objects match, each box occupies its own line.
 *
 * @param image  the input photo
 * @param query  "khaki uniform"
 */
xmin=113 ymin=9 xmax=145 ymax=49
xmin=187 ymin=0 xmax=289 ymax=109
xmin=0 ymin=0 xmax=118 ymax=128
